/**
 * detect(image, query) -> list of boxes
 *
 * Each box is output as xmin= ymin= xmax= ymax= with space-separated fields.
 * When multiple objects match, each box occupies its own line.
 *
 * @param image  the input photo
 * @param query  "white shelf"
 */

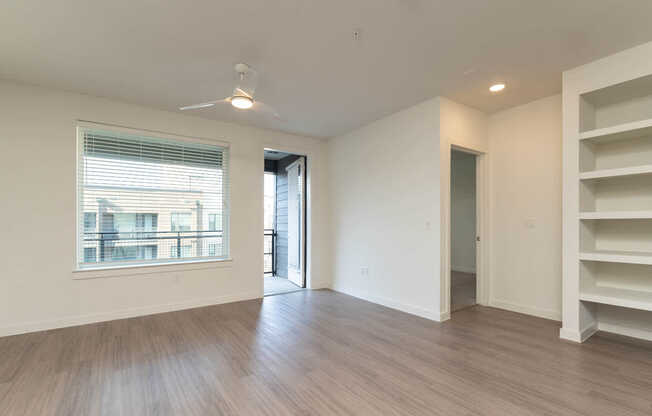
xmin=570 ymin=63 xmax=652 ymax=343
xmin=580 ymin=286 xmax=652 ymax=312
xmin=580 ymin=164 xmax=652 ymax=180
xmin=579 ymin=211 xmax=652 ymax=220
xmin=580 ymin=118 xmax=652 ymax=142
xmin=580 ymin=250 xmax=652 ymax=265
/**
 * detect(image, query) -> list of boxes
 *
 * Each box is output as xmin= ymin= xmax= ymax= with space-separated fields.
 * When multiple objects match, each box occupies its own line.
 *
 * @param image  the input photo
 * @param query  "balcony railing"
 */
xmin=83 ymin=230 xmax=223 ymax=263
xmin=264 ymin=229 xmax=276 ymax=275
xmin=84 ymin=229 xmax=276 ymax=272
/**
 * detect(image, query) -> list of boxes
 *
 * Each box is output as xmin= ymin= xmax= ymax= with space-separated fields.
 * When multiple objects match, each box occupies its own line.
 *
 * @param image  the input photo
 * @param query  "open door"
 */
xmin=450 ymin=149 xmax=478 ymax=313
xmin=286 ymin=157 xmax=306 ymax=287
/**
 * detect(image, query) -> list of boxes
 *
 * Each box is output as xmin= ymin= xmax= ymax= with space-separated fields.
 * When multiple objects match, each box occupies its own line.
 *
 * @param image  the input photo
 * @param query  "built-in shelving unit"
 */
xmin=579 ymin=250 xmax=652 ymax=265
xmin=563 ymin=50 xmax=652 ymax=342
xmin=578 ymin=85 xmax=652 ymax=313
xmin=579 ymin=285 xmax=652 ymax=313
xmin=579 ymin=117 xmax=652 ymax=142
xmin=579 ymin=211 xmax=652 ymax=220
xmin=579 ymin=164 xmax=652 ymax=180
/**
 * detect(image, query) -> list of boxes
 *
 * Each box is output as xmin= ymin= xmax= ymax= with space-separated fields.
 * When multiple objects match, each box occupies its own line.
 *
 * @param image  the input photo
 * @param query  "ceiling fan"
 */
xmin=179 ymin=63 xmax=281 ymax=120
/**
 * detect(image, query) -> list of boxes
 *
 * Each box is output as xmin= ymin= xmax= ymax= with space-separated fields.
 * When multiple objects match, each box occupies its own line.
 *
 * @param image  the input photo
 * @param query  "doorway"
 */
xmin=450 ymin=149 xmax=477 ymax=312
xmin=263 ymin=149 xmax=307 ymax=296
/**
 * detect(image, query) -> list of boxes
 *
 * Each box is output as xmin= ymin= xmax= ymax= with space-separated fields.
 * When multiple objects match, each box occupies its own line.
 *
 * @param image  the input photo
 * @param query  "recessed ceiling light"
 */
xmin=231 ymin=95 xmax=254 ymax=109
xmin=490 ymin=83 xmax=506 ymax=93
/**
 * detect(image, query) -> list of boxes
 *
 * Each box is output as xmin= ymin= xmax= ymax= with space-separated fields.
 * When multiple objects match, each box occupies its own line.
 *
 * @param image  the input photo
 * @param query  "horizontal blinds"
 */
xmin=84 ymin=132 xmax=224 ymax=169
xmin=78 ymin=128 xmax=229 ymax=268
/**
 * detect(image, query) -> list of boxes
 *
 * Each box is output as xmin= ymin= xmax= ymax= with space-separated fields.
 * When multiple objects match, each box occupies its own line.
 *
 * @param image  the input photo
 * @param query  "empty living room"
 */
xmin=3 ymin=1 xmax=652 ymax=415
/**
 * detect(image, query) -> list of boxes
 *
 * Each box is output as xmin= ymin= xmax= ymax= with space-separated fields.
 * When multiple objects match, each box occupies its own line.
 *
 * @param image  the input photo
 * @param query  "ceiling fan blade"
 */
xmin=179 ymin=101 xmax=216 ymax=111
xmin=253 ymin=100 xmax=284 ymax=121
xmin=233 ymin=87 xmax=253 ymax=99
xmin=179 ymin=97 xmax=230 ymax=111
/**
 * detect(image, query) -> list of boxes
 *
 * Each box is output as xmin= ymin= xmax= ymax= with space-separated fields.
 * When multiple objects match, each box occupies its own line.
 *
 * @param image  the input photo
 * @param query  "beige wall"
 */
xmin=328 ymin=94 xmax=563 ymax=323
xmin=438 ymin=98 xmax=488 ymax=314
xmin=0 ymin=77 xmax=566 ymax=336
xmin=327 ymin=97 xmax=489 ymax=321
xmin=327 ymin=98 xmax=443 ymax=320
xmin=488 ymin=94 xmax=563 ymax=320
xmin=0 ymin=80 xmax=329 ymax=336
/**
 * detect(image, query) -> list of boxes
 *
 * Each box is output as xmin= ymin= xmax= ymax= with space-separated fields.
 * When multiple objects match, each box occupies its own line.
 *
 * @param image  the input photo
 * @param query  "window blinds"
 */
xmin=77 ymin=127 xmax=229 ymax=268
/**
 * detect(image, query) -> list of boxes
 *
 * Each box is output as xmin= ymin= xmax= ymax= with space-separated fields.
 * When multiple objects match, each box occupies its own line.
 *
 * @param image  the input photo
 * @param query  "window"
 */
xmin=208 ymin=243 xmax=218 ymax=257
xmin=84 ymin=213 xmax=97 ymax=233
xmin=109 ymin=245 xmax=158 ymax=261
xmin=171 ymin=212 xmax=192 ymax=232
xmin=208 ymin=213 xmax=220 ymax=231
xmin=101 ymin=213 xmax=157 ymax=233
xmin=170 ymin=244 xmax=193 ymax=258
xmin=84 ymin=247 xmax=97 ymax=263
xmin=136 ymin=213 xmax=157 ymax=231
xmin=77 ymin=125 xmax=229 ymax=268
xmin=92 ymin=213 xmax=159 ymax=262
xmin=264 ymin=172 xmax=276 ymax=230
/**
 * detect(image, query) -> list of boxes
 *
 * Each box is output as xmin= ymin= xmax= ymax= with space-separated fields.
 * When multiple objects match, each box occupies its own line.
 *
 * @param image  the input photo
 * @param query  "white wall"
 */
xmin=0 ymin=80 xmax=329 ymax=337
xmin=450 ymin=151 xmax=476 ymax=273
xmin=487 ymin=94 xmax=563 ymax=321
xmin=327 ymin=97 xmax=488 ymax=321
xmin=438 ymin=98 xmax=488 ymax=315
xmin=0 ymin=80 xmax=572 ymax=336
xmin=327 ymin=98 xmax=442 ymax=320
xmin=328 ymin=93 xmax=565 ymax=324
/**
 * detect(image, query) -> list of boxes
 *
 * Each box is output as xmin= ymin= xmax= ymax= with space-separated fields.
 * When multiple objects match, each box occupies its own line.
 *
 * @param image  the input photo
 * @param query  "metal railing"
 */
xmin=264 ymin=228 xmax=276 ymax=275
xmin=83 ymin=230 xmax=223 ymax=262
xmin=84 ymin=229 xmax=276 ymax=272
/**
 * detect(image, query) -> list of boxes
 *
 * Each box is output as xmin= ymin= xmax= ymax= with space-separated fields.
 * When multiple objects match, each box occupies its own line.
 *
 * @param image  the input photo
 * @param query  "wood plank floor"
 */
xmin=451 ymin=271 xmax=476 ymax=312
xmin=1 ymin=289 xmax=651 ymax=415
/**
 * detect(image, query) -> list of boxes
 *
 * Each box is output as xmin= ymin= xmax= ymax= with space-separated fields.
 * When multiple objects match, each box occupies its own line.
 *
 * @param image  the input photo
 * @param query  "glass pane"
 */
xmin=264 ymin=172 xmax=276 ymax=230
xmin=80 ymin=130 xmax=227 ymax=267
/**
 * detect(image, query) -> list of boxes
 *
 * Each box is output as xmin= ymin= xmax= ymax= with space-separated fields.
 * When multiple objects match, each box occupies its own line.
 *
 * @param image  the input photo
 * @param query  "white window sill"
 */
xmin=72 ymin=258 xmax=233 ymax=280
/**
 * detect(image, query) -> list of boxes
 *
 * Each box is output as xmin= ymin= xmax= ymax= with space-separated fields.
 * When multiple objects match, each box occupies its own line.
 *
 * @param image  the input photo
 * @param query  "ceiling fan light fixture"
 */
xmin=231 ymin=95 xmax=254 ymax=109
xmin=490 ymin=83 xmax=506 ymax=93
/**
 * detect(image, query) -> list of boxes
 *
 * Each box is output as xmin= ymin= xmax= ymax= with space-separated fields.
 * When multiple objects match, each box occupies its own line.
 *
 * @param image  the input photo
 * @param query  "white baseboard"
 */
xmin=559 ymin=324 xmax=598 ymax=343
xmin=308 ymin=280 xmax=330 ymax=290
xmin=0 ymin=291 xmax=260 ymax=338
xmin=330 ymin=286 xmax=446 ymax=322
xmin=451 ymin=265 xmax=476 ymax=274
xmin=489 ymin=298 xmax=562 ymax=321
xmin=597 ymin=322 xmax=652 ymax=342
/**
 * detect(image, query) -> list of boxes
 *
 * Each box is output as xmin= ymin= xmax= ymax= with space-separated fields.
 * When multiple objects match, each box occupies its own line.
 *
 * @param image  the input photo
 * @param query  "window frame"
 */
xmin=74 ymin=122 xmax=231 ymax=275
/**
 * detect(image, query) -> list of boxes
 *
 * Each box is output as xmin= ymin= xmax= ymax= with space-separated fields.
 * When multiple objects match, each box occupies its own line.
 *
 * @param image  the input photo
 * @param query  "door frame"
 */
xmin=442 ymin=144 xmax=489 ymax=319
xmin=262 ymin=144 xmax=311 ymax=293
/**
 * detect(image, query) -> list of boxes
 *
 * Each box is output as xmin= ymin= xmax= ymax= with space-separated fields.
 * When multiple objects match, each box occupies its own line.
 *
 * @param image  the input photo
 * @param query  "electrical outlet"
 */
xmin=361 ymin=266 xmax=369 ymax=277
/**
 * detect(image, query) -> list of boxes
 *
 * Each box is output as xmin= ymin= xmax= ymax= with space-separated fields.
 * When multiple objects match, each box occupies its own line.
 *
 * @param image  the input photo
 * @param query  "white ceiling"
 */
xmin=3 ymin=1 xmax=652 ymax=138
